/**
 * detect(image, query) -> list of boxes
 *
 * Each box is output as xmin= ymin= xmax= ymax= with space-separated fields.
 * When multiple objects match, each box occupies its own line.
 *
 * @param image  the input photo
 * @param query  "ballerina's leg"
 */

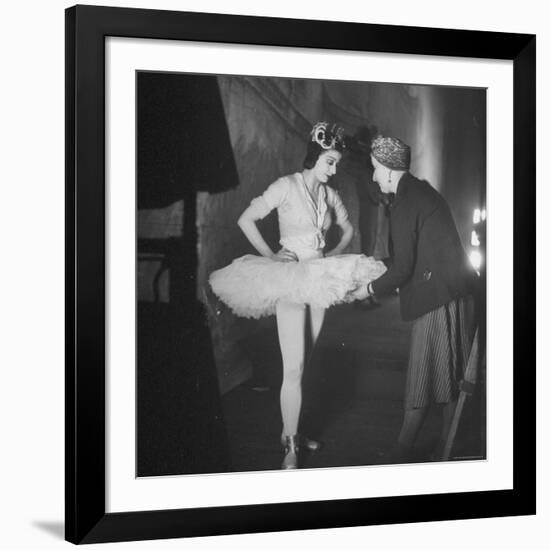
xmin=276 ymin=300 xmax=307 ymax=437
xmin=309 ymin=305 xmax=326 ymax=346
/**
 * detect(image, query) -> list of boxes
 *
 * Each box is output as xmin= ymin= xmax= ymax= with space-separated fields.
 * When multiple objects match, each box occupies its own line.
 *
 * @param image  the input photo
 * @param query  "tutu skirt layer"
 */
xmin=209 ymin=254 xmax=386 ymax=319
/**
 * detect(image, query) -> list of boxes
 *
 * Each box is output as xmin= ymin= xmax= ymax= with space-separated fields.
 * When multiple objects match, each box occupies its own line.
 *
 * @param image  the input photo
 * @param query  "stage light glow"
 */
xmin=469 ymin=250 xmax=482 ymax=271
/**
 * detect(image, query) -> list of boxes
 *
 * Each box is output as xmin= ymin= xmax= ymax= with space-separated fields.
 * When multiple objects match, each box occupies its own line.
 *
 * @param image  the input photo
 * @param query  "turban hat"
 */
xmin=371 ymin=136 xmax=411 ymax=170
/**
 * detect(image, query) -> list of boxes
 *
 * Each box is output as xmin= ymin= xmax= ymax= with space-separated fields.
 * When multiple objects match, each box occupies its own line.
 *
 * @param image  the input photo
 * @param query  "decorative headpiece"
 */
xmin=310 ymin=121 xmax=346 ymax=151
xmin=371 ymin=135 xmax=411 ymax=170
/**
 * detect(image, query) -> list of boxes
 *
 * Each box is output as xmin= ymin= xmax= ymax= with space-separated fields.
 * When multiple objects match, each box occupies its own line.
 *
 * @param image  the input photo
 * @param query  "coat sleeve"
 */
xmin=371 ymin=206 xmax=417 ymax=295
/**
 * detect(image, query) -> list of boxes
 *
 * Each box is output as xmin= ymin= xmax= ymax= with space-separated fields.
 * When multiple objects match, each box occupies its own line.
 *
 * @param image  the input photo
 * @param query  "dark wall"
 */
xmin=439 ymin=88 xmax=486 ymax=246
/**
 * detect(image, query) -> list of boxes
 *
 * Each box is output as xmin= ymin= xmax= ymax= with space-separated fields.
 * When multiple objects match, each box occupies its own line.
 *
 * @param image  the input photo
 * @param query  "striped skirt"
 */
xmin=405 ymin=295 xmax=475 ymax=410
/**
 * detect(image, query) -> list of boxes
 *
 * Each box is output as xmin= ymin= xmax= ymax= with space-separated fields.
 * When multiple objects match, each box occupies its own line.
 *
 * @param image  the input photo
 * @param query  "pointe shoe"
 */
xmin=281 ymin=435 xmax=299 ymax=470
xmin=280 ymin=434 xmax=322 ymax=452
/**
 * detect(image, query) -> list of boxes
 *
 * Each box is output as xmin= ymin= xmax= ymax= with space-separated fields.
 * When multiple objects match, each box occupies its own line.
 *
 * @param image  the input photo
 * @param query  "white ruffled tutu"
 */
xmin=209 ymin=254 xmax=387 ymax=319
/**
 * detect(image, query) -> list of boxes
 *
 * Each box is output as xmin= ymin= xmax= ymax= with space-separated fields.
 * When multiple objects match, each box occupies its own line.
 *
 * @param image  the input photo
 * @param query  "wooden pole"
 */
xmin=442 ymin=328 xmax=480 ymax=460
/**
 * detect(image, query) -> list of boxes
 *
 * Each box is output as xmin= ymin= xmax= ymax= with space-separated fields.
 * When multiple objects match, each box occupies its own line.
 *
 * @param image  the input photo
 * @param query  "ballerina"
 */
xmin=210 ymin=122 xmax=386 ymax=469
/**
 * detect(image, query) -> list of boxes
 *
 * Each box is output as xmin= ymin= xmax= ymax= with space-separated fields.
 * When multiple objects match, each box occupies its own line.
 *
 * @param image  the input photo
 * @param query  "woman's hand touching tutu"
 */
xmin=271 ymin=248 xmax=298 ymax=262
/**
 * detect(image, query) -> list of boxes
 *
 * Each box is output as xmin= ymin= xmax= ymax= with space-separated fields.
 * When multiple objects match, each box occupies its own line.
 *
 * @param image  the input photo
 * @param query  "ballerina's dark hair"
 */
xmin=303 ymin=122 xmax=346 ymax=169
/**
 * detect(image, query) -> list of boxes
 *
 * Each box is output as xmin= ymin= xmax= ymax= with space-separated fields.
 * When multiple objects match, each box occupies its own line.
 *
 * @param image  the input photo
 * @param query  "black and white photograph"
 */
xmin=136 ymin=71 xmax=487 ymax=477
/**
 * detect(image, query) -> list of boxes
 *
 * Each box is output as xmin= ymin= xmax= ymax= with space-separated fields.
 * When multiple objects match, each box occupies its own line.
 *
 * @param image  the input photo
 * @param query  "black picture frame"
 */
xmin=65 ymin=4 xmax=536 ymax=544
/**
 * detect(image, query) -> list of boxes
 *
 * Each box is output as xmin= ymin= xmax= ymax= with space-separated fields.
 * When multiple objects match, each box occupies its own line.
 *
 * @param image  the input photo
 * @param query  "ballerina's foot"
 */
xmin=280 ymin=434 xmax=322 ymax=452
xmin=281 ymin=435 xmax=299 ymax=470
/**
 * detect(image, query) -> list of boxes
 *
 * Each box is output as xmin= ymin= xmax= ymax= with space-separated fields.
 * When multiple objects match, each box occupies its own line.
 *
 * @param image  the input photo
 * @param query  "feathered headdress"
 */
xmin=310 ymin=121 xmax=346 ymax=150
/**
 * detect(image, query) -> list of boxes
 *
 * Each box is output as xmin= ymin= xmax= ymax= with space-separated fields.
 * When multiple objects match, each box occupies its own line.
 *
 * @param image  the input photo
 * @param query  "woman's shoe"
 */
xmin=280 ymin=434 xmax=322 ymax=452
xmin=281 ymin=435 xmax=299 ymax=470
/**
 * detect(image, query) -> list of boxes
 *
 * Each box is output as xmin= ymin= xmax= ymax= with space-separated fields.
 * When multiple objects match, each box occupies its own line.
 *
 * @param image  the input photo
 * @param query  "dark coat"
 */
xmin=371 ymin=172 xmax=478 ymax=321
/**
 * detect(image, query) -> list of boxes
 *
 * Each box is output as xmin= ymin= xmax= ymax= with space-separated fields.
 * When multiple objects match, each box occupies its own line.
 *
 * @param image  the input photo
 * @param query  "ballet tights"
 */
xmin=276 ymin=300 xmax=325 ymax=437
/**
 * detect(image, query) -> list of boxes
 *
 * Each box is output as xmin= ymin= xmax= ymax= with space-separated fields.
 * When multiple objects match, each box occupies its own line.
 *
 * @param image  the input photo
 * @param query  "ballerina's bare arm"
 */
xmin=237 ymin=207 xmax=297 ymax=262
xmin=324 ymin=218 xmax=354 ymax=257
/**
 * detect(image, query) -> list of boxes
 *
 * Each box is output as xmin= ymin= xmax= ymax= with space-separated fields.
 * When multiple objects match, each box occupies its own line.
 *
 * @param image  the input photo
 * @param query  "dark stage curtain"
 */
xmin=137 ymin=72 xmax=239 ymax=207
xmin=136 ymin=72 xmax=237 ymax=476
